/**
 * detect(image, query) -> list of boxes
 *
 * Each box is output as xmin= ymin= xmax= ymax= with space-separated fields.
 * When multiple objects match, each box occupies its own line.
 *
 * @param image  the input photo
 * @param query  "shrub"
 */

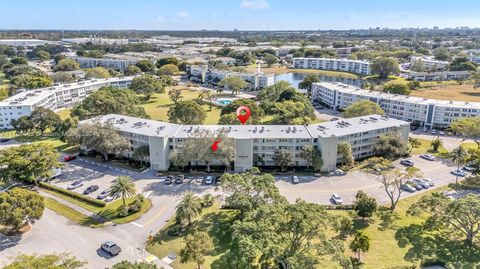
xmin=39 ymin=182 xmax=106 ymax=207
xmin=128 ymin=199 xmax=142 ymax=213
xmin=118 ymin=204 xmax=129 ymax=217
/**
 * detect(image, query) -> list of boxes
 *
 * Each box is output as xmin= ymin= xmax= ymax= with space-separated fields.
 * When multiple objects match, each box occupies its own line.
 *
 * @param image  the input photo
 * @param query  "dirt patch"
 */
xmin=410 ymin=84 xmax=480 ymax=102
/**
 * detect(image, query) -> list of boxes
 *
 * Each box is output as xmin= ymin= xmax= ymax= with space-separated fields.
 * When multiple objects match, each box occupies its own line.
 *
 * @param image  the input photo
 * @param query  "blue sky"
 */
xmin=1 ymin=0 xmax=479 ymax=30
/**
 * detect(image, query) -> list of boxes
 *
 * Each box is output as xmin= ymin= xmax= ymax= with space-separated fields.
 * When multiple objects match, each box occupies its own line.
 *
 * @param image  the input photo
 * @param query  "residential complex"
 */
xmin=407 ymin=70 xmax=471 ymax=81
xmin=186 ymin=65 xmax=275 ymax=90
xmin=71 ymin=54 xmax=146 ymax=71
xmin=312 ymin=82 xmax=480 ymax=129
xmin=292 ymin=57 xmax=372 ymax=75
xmin=0 ymin=77 xmax=133 ymax=129
xmin=82 ymin=114 xmax=409 ymax=172
xmin=410 ymin=56 xmax=449 ymax=71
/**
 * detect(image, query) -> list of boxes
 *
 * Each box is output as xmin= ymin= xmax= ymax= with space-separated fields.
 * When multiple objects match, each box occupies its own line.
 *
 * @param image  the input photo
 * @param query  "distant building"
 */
xmin=312 ymin=82 xmax=480 ymax=129
xmin=71 ymin=54 xmax=147 ymax=71
xmin=335 ymin=47 xmax=353 ymax=58
xmin=187 ymin=65 xmax=275 ymax=90
xmin=0 ymin=77 xmax=134 ymax=129
xmin=410 ymin=56 xmax=449 ymax=71
xmin=293 ymin=58 xmax=371 ymax=75
xmin=81 ymin=113 xmax=409 ymax=172
xmin=0 ymin=39 xmax=57 ymax=47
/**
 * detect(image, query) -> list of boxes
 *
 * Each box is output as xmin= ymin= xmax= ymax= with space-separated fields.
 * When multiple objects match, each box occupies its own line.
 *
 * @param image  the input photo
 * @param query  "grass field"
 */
xmin=146 ymin=185 xmax=474 ymax=269
xmin=410 ymin=83 xmax=480 ymax=102
xmin=244 ymin=64 xmax=360 ymax=79
xmin=410 ymin=137 xmax=448 ymax=156
xmin=42 ymin=188 xmax=151 ymax=224
xmin=44 ymin=197 xmax=104 ymax=228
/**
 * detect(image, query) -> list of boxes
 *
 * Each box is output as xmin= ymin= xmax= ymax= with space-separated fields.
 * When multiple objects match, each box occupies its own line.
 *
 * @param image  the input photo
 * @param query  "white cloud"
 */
xmin=157 ymin=15 xmax=165 ymax=22
xmin=178 ymin=12 xmax=189 ymax=18
xmin=241 ymin=0 xmax=269 ymax=10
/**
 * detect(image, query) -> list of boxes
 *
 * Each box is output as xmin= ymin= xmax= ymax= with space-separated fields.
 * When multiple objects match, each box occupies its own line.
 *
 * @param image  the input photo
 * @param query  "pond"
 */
xmin=214 ymin=99 xmax=233 ymax=106
xmin=274 ymin=73 xmax=364 ymax=90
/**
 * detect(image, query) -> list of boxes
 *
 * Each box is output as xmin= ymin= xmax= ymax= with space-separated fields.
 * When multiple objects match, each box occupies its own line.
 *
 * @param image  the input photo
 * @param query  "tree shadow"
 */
xmin=461 ymin=92 xmax=480 ymax=98
xmin=395 ymin=224 xmax=480 ymax=267
xmin=377 ymin=207 xmax=400 ymax=231
xmin=0 ymin=233 xmax=22 ymax=251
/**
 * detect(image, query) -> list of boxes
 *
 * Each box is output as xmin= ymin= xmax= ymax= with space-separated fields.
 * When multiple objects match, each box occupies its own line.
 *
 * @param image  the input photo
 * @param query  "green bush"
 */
xmin=118 ymin=204 xmax=129 ymax=217
xmin=39 ymin=181 xmax=106 ymax=207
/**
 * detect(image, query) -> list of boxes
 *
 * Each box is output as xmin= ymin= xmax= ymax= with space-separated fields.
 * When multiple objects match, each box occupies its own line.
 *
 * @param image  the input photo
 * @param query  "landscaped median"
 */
xmin=39 ymin=182 xmax=152 ymax=225
xmin=43 ymin=197 xmax=104 ymax=228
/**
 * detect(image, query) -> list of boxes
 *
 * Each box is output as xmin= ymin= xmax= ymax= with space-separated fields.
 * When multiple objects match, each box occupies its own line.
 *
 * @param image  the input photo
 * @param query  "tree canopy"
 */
xmin=0 ymin=188 xmax=44 ymax=230
xmin=373 ymin=133 xmax=409 ymax=159
xmin=384 ymin=82 xmax=411 ymax=95
xmin=450 ymin=117 xmax=480 ymax=148
xmin=167 ymin=100 xmax=206 ymax=124
xmin=157 ymin=64 xmax=179 ymax=76
xmin=54 ymin=59 xmax=80 ymax=72
xmin=129 ymin=74 xmax=164 ymax=100
xmin=2 ymin=253 xmax=85 ymax=269
xmin=371 ymin=57 xmax=400 ymax=79
xmin=218 ymin=76 xmax=248 ymax=94
xmin=342 ymin=100 xmax=385 ymax=118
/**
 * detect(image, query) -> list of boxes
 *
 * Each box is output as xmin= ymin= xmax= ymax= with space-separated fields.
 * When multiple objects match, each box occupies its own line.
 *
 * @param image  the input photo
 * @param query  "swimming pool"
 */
xmin=214 ymin=99 xmax=233 ymax=106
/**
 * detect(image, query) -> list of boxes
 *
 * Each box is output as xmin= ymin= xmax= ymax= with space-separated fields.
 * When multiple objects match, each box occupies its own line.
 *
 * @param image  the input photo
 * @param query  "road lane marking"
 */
xmin=144 ymin=191 xmax=152 ymax=198
xmin=77 ymin=237 xmax=87 ymax=243
xmin=131 ymin=222 xmax=144 ymax=228
xmin=142 ymin=206 xmax=167 ymax=227
xmin=329 ymin=178 xmax=334 ymax=185
xmin=47 ymin=220 xmax=58 ymax=226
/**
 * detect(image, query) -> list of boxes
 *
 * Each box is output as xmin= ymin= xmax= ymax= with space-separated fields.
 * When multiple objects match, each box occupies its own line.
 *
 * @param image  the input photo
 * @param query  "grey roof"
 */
xmin=85 ymin=114 xmax=409 ymax=139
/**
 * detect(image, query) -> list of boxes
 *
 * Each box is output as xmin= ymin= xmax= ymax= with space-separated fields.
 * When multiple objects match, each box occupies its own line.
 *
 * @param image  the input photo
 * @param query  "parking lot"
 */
xmin=276 ymin=155 xmax=463 ymax=205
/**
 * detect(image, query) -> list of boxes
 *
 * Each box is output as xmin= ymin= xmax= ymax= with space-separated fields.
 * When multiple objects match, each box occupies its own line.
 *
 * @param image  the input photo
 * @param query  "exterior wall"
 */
xmin=293 ymin=58 xmax=371 ymax=75
xmin=408 ymin=71 xmax=471 ymax=81
xmin=72 ymin=56 xmax=139 ymax=71
xmin=234 ymin=138 xmax=253 ymax=172
xmin=149 ymin=136 xmax=170 ymax=171
xmin=318 ymin=136 xmax=338 ymax=171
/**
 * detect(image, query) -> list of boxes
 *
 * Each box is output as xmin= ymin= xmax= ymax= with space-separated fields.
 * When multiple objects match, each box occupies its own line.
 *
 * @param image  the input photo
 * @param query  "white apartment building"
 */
xmin=293 ymin=58 xmax=371 ymax=75
xmin=312 ymin=82 xmax=480 ymax=129
xmin=82 ymin=114 xmax=409 ymax=172
xmin=187 ymin=65 xmax=275 ymax=90
xmin=0 ymin=77 xmax=134 ymax=129
xmin=410 ymin=56 xmax=449 ymax=71
xmin=407 ymin=71 xmax=471 ymax=81
xmin=71 ymin=54 xmax=145 ymax=71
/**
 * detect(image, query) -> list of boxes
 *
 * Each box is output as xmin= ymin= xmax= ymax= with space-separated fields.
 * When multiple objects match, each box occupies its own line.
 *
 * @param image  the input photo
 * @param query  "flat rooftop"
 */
xmin=86 ymin=114 xmax=408 ymax=139
xmin=293 ymin=57 xmax=370 ymax=65
xmin=0 ymin=77 xmax=134 ymax=107
xmin=313 ymin=82 xmax=480 ymax=109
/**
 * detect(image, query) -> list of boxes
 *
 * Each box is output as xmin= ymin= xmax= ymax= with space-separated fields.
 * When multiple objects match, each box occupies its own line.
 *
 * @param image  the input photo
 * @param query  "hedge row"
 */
xmin=39 ymin=182 xmax=106 ymax=207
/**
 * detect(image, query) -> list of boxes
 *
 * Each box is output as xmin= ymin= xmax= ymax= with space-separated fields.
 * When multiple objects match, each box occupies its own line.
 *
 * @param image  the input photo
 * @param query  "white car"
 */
xmin=423 ymin=178 xmax=434 ymax=187
xmin=104 ymin=196 xmax=115 ymax=202
xmin=439 ymin=131 xmax=445 ymax=135
xmin=451 ymin=170 xmax=466 ymax=177
xmin=331 ymin=193 xmax=343 ymax=205
xmin=419 ymin=154 xmax=435 ymax=161
xmin=204 ymin=176 xmax=214 ymax=185
xmin=291 ymin=176 xmax=300 ymax=184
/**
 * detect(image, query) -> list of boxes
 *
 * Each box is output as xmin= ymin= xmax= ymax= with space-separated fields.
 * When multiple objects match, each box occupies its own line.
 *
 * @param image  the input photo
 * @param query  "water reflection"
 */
xmin=274 ymin=73 xmax=363 ymax=89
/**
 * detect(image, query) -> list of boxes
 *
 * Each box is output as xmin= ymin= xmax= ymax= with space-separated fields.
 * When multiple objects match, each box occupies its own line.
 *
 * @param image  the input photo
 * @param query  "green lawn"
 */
xmin=146 ymin=185 xmax=480 ymax=269
xmin=42 ymin=188 xmax=151 ymax=224
xmin=410 ymin=137 xmax=448 ymax=156
xmin=44 ymin=197 xmax=104 ymax=228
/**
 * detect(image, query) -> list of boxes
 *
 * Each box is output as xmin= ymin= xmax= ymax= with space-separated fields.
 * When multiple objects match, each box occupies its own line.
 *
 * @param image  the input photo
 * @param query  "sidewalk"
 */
xmin=40 ymin=190 xmax=108 ymax=223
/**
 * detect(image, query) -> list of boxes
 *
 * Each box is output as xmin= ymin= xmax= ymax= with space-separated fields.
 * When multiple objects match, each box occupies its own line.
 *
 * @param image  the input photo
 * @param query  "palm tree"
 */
xmin=349 ymin=231 xmax=370 ymax=261
xmin=175 ymin=191 xmax=202 ymax=227
xmin=430 ymin=137 xmax=442 ymax=151
xmin=450 ymin=146 xmax=469 ymax=184
xmin=110 ymin=176 xmax=137 ymax=207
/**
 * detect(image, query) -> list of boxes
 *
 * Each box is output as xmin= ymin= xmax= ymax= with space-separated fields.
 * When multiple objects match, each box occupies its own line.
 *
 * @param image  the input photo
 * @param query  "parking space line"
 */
xmin=77 ymin=236 xmax=87 ymax=243
xmin=131 ymin=222 xmax=144 ymax=228
xmin=329 ymin=178 xmax=334 ymax=185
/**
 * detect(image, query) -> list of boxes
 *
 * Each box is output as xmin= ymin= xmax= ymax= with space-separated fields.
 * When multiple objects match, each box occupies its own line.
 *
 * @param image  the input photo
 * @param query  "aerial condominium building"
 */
xmin=81 ymin=114 xmax=409 ymax=172
xmin=312 ymin=82 xmax=480 ymax=129
xmin=292 ymin=58 xmax=371 ymax=75
xmin=186 ymin=65 xmax=275 ymax=90
xmin=0 ymin=77 xmax=134 ymax=129
xmin=410 ymin=56 xmax=449 ymax=71
xmin=71 ymin=55 xmax=145 ymax=71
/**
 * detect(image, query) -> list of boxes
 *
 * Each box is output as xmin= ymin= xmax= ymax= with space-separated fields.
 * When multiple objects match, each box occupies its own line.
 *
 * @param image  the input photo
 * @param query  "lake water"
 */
xmin=274 ymin=73 xmax=364 ymax=90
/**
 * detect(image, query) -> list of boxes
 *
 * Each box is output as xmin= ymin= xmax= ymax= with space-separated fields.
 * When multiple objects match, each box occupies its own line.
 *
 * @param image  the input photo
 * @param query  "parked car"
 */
xmin=462 ymin=165 xmax=475 ymax=172
xmin=164 ymin=176 xmax=174 ymax=185
xmin=331 ymin=193 xmax=343 ymax=205
xmin=451 ymin=169 xmax=466 ymax=177
xmin=101 ymin=241 xmax=121 ymax=256
xmin=214 ymin=176 xmax=222 ymax=185
xmin=420 ymin=154 xmax=435 ymax=161
xmin=430 ymin=129 xmax=437 ymax=135
xmin=291 ymin=176 xmax=300 ymax=184
xmin=63 ymin=155 xmax=77 ymax=162
xmin=423 ymin=178 xmax=434 ymax=187
xmin=205 ymin=176 xmax=214 ymax=185
xmin=401 ymin=184 xmax=416 ymax=193
xmin=400 ymin=159 xmax=415 ymax=167
xmin=67 ymin=180 xmax=83 ymax=190
xmin=412 ymin=178 xmax=430 ymax=189
xmin=97 ymin=189 xmax=110 ymax=200
xmin=195 ymin=177 xmax=203 ymax=183
xmin=439 ymin=131 xmax=445 ymax=135
xmin=175 ymin=175 xmax=185 ymax=184
xmin=410 ymin=126 xmax=419 ymax=131
xmin=83 ymin=185 xmax=99 ymax=194
xmin=0 ymin=138 xmax=10 ymax=143
xmin=406 ymin=180 xmax=423 ymax=191
xmin=423 ymin=127 xmax=428 ymax=132
xmin=104 ymin=196 xmax=115 ymax=202
xmin=330 ymin=117 xmax=339 ymax=121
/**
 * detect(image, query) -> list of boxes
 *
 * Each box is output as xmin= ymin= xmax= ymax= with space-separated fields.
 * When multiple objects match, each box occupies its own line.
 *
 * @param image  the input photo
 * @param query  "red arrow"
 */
xmin=211 ymin=139 xmax=221 ymax=152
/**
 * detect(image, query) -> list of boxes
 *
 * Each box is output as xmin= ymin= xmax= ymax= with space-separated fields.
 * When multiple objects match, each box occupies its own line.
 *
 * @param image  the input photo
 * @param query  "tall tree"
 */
xmin=371 ymin=57 xmax=400 ymax=79
xmin=132 ymin=145 xmax=150 ymax=167
xmin=156 ymin=57 xmax=179 ymax=68
xmin=383 ymin=83 xmax=411 ymax=95
xmin=337 ymin=142 xmax=354 ymax=169
xmin=219 ymin=76 xmax=248 ymax=95
xmin=168 ymin=100 xmax=206 ymax=124
xmin=2 ymin=253 xmax=85 ymax=269
xmin=349 ymin=231 xmax=370 ymax=261
xmin=129 ymin=74 xmax=164 ymax=100
xmin=354 ymin=191 xmax=377 ymax=220
xmin=220 ymin=98 xmax=264 ymax=124
xmin=0 ymin=143 xmax=61 ymax=184
xmin=273 ymin=149 xmax=294 ymax=172
xmin=123 ymin=64 xmax=142 ymax=76
xmin=110 ymin=176 xmax=137 ymax=207
xmin=71 ymin=86 xmax=149 ymax=120
xmin=168 ymin=88 xmax=184 ymax=104
xmin=54 ymin=59 xmax=80 ymax=71
xmin=380 ymin=168 xmax=417 ymax=211
xmin=272 ymin=100 xmax=315 ymax=124
xmin=451 ymin=117 xmax=480 ymax=148
xmin=373 ymin=134 xmax=409 ymax=159
xmin=408 ymin=193 xmax=480 ymax=245
xmin=157 ymin=64 xmax=179 ymax=76
xmin=300 ymin=145 xmax=323 ymax=171
xmin=175 ymin=191 xmax=203 ymax=227
xmin=449 ymin=146 xmax=469 ymax=184
xmin=408 ymin=137 xmax=421 ymax=152
xmin=85 ymin=67 xmax=111 ymax=79
xmin=54 ymin=118 xmax=78 ymax=142
xmin=66 ymin=121 xmax=130 ymax=161
xmin=112 ymin=261 xmax=158 ymax=269
xmin=180 ymin=231 xmax=214 ymax=269
xmin=0 ymin=188 xmax=44 ymax=231
xmin=430 ymin=137 xmax=443 ymax=151
xmin=35 ymin=50 xmax=51 ymax=61
xmin=28 ymin=107 xmax=61 ymax=135
xmin=135 ymin=60 xmax=155 ymax=73
xmin=298 ymin=74 xmax=320 ymax=91
xmin=263 ymin=54 xmax=278 ymax=67
xmin=342 ymin=100 xmax=385 ymax=118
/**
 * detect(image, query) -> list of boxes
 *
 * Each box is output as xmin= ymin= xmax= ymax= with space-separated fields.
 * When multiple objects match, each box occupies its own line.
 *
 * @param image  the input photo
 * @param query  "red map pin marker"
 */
xmin=236 ymin=106 xmax=251 ymax=125
xmin=211 ymin=139 xmax=221 ymax=152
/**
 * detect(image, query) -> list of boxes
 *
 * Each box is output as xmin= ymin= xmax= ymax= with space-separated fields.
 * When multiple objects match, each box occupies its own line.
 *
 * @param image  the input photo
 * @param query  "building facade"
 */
xmin=410 ymin=56 xmax=449 ymax=71
xmin=71 ymin=55 xmax=145 ymax=71
xmin=407 ymin=70 xmax=471 ymax=81
xmin=312 ymin=82 xmax=480 ymax=129
xmin=186 ymin=65 xmax=275 ymax=90
xmin=82 ymin=114 xmax=410 ymax=172
xmin=293 ymin=58 xmax=371 ymax=75
xmin=0 ymin=77 xmax=134 ymax=129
